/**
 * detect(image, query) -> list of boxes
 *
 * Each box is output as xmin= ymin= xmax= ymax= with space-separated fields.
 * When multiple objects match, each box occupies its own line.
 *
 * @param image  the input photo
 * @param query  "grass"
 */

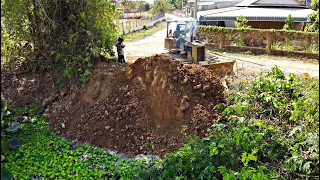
xmin=1 ymin=105 xmax=161 ymax=179
xmin=123 ymin=20 xmax=166 ymax=42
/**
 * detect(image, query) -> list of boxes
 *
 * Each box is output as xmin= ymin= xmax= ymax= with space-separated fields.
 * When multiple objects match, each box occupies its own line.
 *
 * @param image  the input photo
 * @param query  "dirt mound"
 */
xmin=47 ymin=55 xmax=225 ymax=157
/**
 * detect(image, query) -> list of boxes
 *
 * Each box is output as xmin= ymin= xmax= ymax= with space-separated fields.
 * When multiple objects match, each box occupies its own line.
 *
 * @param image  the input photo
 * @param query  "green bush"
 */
xmin=141 ymin=67 xmax=319 ymax=179
xmin=1 ymin=0 xmax=118 ymax=83
xmin=143 ymin=25 xmax=149 ymax=30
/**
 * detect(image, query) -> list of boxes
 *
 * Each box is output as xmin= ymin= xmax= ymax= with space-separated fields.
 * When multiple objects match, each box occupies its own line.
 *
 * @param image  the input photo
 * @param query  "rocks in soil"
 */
xmin=193 ymin=84 xmax=202 ymax=90
xmin=180 ymin=99 xmax=190 ymax=112
xmin=203 ymin=84 xmax=210 ymax=92
xmin=47 ymin=55 xmax=225 ymax=157
xmin=42 ymin=94 xmax=58 ymax=107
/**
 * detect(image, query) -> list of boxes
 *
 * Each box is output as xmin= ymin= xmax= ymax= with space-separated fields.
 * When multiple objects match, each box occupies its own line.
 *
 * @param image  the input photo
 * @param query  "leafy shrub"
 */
xmin=283 ymin=14 xmax=294 ymax=30
xmin=141 ymin=67 xmax=319 ymax=179
xmin=1 ymin=0 xmax=118 ymax=84
xmin=143 ymin=25 xmax=149 ymax=30
xmin=234 ymin=15 xmax=251 ymax=29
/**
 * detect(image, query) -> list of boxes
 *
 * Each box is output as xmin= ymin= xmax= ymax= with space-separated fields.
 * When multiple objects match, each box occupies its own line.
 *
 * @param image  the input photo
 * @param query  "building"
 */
xmin=184 ymin=0 xmax=243 ymax=18
xmin=198 ymin=0 xmax=315 ymax=30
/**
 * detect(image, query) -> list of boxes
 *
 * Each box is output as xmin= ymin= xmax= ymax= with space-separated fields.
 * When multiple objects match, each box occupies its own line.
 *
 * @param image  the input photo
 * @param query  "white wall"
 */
xmin=256 ymin=0 xmax=302 ymax=5
xmin=225 ymin=21 xmax=236 ymax=28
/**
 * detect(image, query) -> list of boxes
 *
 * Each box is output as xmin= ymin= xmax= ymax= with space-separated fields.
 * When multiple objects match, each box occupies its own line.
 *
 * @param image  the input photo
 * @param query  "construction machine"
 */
xmin=164 ymin=19 xmax=236 ymax=76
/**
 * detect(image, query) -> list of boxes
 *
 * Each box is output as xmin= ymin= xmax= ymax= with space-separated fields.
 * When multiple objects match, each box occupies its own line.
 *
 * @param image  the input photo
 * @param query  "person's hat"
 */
xmin=118 ymin=37 xmax=124 ymax=41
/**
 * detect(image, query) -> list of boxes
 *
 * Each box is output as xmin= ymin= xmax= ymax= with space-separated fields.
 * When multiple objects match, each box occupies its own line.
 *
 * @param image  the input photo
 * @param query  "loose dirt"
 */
xmin=46 ymin=55 xmax=225 ymax=157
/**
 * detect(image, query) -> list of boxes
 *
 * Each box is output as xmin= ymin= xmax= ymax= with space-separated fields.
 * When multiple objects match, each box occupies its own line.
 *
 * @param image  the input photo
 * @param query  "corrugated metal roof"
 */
xmin=236 ymin=0 xmax=306 ymax=7
xmin=188 ymin=0 xmax=237 ymax=3
xmin=235 ymin=0 xmax=258 ymax=6
xmin=199 ymin=7 xmax=315 ymax=22
xmin=199 ymin=2 xmax=216 ymax=6
xmin=197 ymin=7 xmax=242 ymax=17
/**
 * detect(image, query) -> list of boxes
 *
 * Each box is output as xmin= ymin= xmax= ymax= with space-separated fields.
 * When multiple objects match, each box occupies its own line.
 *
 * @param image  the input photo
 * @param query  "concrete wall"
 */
xmin=257 ymin=0 xmax=302 ymax=5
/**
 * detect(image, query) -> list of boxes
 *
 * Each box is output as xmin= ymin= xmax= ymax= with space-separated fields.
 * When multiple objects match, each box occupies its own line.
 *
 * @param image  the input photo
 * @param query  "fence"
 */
xmin=197 ymin=26 xmax=319 ymax=59
xmin=117 ymin=14 xmax=165 ymax=35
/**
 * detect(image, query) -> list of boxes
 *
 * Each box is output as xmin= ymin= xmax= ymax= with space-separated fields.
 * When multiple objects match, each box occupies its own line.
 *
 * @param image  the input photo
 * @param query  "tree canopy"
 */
xmin=1 ymin=0 xmax=118 ymax=83
xmin=305 ymin=0 xmax=319 ymax=32
xmin=150 ymin=0 xmax=174 ymax=15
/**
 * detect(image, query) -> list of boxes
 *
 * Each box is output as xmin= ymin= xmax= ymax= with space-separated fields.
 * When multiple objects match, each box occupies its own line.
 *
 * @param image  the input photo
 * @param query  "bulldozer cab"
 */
xmin=165 ymin=19 xmax=206 ymax=62
xmin=165 ymin=20 xmax=198 ymax=49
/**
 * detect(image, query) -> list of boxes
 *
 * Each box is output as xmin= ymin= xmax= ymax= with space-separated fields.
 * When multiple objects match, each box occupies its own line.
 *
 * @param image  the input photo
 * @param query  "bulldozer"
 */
xmin=164 ymin=19 xmax=236 ymax=76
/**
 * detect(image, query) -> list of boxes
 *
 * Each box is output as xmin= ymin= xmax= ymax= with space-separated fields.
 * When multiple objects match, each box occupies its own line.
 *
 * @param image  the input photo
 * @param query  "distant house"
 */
xmin=198 ymin=0 xmax=315 ymax=30
xmin=184 ymin=0 xmax=242 ymax=18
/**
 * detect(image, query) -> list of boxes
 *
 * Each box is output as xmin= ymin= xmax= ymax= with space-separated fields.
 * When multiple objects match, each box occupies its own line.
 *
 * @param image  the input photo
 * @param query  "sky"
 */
xmin=144 ymin=0 xmax=154 ymax=4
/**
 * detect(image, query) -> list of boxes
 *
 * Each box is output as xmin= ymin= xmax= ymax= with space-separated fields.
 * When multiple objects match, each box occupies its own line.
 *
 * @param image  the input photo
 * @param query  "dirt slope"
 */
xmin=47 ymin=55 xmax=225 ymax=157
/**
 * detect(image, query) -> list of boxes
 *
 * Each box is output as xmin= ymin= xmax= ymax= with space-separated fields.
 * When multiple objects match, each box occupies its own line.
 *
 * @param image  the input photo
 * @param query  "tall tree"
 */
xmin=151 ymin=0 xmax=174 ymax=15
xmin=1 ymin=0 xmax=118 ymax=82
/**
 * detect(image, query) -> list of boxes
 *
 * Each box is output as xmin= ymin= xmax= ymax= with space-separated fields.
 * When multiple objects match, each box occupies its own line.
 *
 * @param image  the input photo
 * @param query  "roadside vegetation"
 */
xmin=124 ymin=21 xmax=166 ymax=42
xmin=1 ymin=0 xmax=118 ymax=85
xmin=2 ymin=67 xmax=318 ymax=179
xmin=1 ymin=0 xmax=319 ymax=179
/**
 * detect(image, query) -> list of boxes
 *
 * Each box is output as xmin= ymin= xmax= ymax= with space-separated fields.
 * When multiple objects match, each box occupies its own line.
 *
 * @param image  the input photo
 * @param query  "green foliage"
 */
xmin=151 ymin=0 xmax=173 ymax=15
xmin=311 ymin=0 xmax=319 ymax=10
xmin=283 ymin=14 xmax=294 ymax=30
xmin=170 ymin=0 xmax=179 ymax=9
xmin=234 ymin=15 xmax=251 ymax=28
xmin=1 ymin=104 xmax=161 ymax=179
xmin=124 ymin=21 xmax=166 ymax=42
xmin=305 ymin=0 xmax=319 ymax=32
xmin=140 ymin=67 xmax=319 ymax=179
xmin=198 ymin=25 xmax=319 ymax=54
xmin=1 ymin=0 xmax=118 ymax=84
xmin=145 ymin=3 xmax=151 ymax=11
xmin=305 ymin=9 xmax=319 ymax=33
xmin=143 ymin=25 xmax=149 ymax=30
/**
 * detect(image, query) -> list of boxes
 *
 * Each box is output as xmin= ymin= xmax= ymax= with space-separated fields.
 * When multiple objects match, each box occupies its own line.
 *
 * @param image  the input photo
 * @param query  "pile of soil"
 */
xmin=46 ymin=54 xmax=225 ymax=157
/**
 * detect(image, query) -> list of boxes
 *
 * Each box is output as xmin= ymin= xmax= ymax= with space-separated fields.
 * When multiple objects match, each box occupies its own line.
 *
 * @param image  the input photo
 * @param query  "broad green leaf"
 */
xmin=1 ymin=167 xmax=12 ymax=180
xmin=7 ymin=137 xmax=22 ymax=149
xmin=6 ymin=122 xmax=21 ymax=132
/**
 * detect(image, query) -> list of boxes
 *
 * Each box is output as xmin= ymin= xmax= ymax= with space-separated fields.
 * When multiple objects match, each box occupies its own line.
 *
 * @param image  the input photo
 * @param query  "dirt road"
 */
xmin=125 ymin=14 xmax=319 ymax=78
xmin=124 ymin=14 xmax=194 ymax=63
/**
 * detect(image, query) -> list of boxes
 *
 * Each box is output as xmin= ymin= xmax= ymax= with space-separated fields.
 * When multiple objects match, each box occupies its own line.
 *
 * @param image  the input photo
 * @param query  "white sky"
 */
xmin=144 ymin=0 xmax=154 ymax=4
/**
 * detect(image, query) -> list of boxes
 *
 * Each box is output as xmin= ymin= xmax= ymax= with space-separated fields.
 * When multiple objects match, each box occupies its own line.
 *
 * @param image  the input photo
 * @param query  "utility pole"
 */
xmin=181 ymin=0 xmax=183 ymax=17
xmin=194 ymin=0 xmax=198 ymax=19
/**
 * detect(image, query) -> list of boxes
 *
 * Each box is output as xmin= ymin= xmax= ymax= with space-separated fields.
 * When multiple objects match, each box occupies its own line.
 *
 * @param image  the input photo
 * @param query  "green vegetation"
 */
xmin=2 ymin=67 xmax=318 ymax=179
xmin=283 ymin=14 xmax=294 ymax=30
xmin=305 ymin=0 xmax=319 ymax=33
xmin=1 ymin=104 xmax=162 ymax=179
xmin=151 ymin=0 xmax=174 ymax=15
xmin=198 ymin=26 xmax=319 ymax=55
xmin=199 ymin=25 xmax=319 ymax=40
xmin=140 ymin=67 xmax=319 ymax=179
xmin=235 ymin=15 xmax=251 ymax=29
xmin=124 ymin=21 xmax=166 ymax=42
xmin=1 ymin=0 xmax=118 ymax=84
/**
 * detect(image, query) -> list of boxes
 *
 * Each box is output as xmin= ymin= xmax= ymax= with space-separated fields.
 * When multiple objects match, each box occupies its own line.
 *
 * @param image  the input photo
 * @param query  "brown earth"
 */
xmin=45 ymin=54 xmax=225 ymax=157
xmin=1 ymin=66 xmax=62 ymax=107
